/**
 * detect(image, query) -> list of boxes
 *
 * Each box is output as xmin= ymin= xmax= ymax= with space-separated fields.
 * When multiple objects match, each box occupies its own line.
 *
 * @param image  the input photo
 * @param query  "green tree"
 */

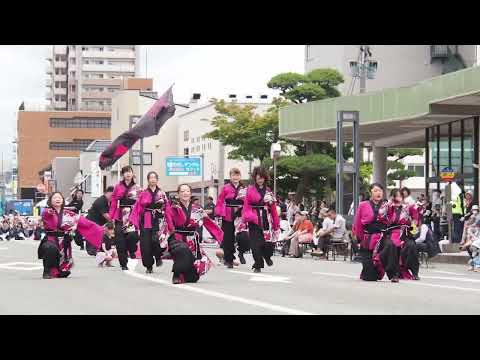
xmin=268 ymin=69 xmax=345 ymax=202
xmin=387 ymin=148 xmax=423 ymax=187
xmin=206 ymin=98 xmax=287 ymax=163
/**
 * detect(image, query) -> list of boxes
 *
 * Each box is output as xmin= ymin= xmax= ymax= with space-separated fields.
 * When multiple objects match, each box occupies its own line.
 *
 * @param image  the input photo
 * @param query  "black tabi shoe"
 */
xmin=412 ymin=275 xmax=420 ymax=281
xmin=129 ymin=253 xmax=136 ymax=259
xmin=238 ymin=253 xmax=246 ymax=264
xmin=121 ymin=266 xmax=129 ymax=271
xmin=146 ymin=268 xmax=153 ymax=274
xmin=172 ymin=274 xmax=182 ymax=284
xmin=391 ymin=277 xmax=399 ymax=283
xmin=253 ymin=268 xmax=261 ymax=273
xmin=265 ymin=258 xmax=273 ymax=267
xmin=155 ymin=258 xmax=163 ymax=267
xmin=226 ymin=262 xmax=234 ymax=269
xmin=42 ymin=273 xmax=52 ymax=279
xmin=58 ymin=270 xmax=71 ymax=278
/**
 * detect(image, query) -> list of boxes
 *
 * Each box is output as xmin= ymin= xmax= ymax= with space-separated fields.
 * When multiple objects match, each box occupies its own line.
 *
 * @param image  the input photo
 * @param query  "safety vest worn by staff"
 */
xmin=452 ymin=194 xmax=465 ymax=216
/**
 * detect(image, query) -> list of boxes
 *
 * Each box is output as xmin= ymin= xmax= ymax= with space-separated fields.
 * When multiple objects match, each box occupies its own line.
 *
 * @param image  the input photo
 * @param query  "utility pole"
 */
xmin=201 ymin=153 xmax=205 ymax=207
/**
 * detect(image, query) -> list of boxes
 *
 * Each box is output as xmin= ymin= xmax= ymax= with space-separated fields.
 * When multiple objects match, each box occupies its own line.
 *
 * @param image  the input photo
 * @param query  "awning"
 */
xmin=279 ymin=66 xmax=480 ymax=147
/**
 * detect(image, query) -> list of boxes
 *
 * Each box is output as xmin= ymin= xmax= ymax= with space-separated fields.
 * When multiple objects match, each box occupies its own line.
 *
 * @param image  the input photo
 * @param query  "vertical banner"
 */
xmin=91 ymin=160 xmax=102 ymax=198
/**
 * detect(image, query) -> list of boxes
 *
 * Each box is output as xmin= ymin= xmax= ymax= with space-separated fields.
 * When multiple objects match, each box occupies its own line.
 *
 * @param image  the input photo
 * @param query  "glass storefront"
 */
xmin=426 ymin=117 xmax=479 ymax=197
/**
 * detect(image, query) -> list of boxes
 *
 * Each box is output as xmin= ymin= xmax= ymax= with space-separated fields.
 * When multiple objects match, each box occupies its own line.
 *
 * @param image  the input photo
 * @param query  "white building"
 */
xmin=176 ymin=94 xmax=270 ymax=200
xmin=305 ymin=45 xmax=478 ymax=95
xmin=108 ymin=90 xmax=272 ymax=200
xmin=46 ymin=45 xmax=140 ymax=111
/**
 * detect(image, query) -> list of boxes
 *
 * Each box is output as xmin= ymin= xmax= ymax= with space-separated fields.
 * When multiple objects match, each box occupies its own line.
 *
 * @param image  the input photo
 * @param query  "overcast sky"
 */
xmin=0 ymin=45 xmax=304 ymax=169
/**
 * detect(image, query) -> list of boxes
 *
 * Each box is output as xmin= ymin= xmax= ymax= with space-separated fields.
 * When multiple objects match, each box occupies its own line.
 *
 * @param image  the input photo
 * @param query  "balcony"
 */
xmin=53 ymin=87 xmax=67 ymax=95
xmin=79 ymin=103 xmax=112 ymax=112
xmin=83 ymin=50 xmax=136 ymax=59
xmin=53 ymin=45 xmax=67 ymax=55
xmin=81 ymin=78 xmax=121 ymax=86
xmin=81 ymin=91 xmax=113 ymax=99
xmin=53 ymin=74 xmax=67 ymax=81
xmin=82 ymin=63 xmax=135 ymax=73
xmin=53 ymin=101 xmax=67 ymax=109
xmin=54 ymin=60 xmax=67 ymax=68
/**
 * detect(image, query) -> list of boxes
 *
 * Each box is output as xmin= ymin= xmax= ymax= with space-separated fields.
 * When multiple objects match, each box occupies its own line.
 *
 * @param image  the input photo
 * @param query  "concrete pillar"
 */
xmin=372 ymin=145 xmax=387 ymax=189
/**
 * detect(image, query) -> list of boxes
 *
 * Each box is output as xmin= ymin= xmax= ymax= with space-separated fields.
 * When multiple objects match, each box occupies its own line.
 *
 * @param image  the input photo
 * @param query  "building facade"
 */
xmin=46 ymin=45 xmax=141 ymax=111
xmin=279 ymin=65 xmax=480 ymax=211
xmin=109 ymin=91 xmax=270 ymax=200
xmin=305 ymin=45 xmax=478 ymax=95
xmin=305 ymin=45 xmax=479 ymax=195
xmin=17 ymin=110 xmax=111 ymax=199
xmin=108 ymin=88 xmax=184 ymax=193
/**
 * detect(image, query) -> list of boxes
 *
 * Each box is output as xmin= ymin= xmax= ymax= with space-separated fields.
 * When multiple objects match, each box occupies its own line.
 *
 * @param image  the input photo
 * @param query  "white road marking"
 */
xmin=0 ymin=248 xmax=8 ymax=250
xmin=0 ymin=262 xmax=43 ymax=271
xmin=430 ymin=270 xmax=468 ymax=276
xmin=312 ymin=271 xmax=480 ymax=294
xmin=127 ymin=258 xmax=139 ymax=270
xmin=421 ymin=275 xmax=480 ymax=284
xmin=228 ymin=270 xmax=291 ymax=283
xmin=124 ymin=263 xmax=313 ymax=315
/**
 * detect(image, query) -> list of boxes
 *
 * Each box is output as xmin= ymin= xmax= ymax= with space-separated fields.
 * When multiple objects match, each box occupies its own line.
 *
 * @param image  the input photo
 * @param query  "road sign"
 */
xmin=166 ymin=157 xmax=202 ymax=176
xmin=5 ymin=199 xmax=33 ymax=216
xmin=440 ymin=167 xmax=455 ymax=182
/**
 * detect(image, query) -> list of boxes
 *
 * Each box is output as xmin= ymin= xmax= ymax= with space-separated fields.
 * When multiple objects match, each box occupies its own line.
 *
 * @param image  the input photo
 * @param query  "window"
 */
xmin=208 ymin=143 xmax=212 ymax=150
xmin=407 ymin=165 xmax=425 ymax=177
xmin=202 ymin=144 xmax=205 ymax=151
xmin=197 ymin=137 xmax=200 ymax=142
xmin=196 ymin=145 xmax=200 ymax=152
xmin=49 ymin=139 xmax=94 ymax=151
xmin=184 ymin=130 xmax=189 ymax=142
xmin=184 ymin=148 xmax=189 ymax=156
xmin=132 ymin=151 xmax=152 ymax=165
xmin=84 ymin=60 xmax=90 ymax=64
xmin=55 ymin=81 xmax=60 ymax=88
xmin=50 ymin=117 xmax=111 ymax=128
xmin=191 ymin=147 xmax=194 ymax=153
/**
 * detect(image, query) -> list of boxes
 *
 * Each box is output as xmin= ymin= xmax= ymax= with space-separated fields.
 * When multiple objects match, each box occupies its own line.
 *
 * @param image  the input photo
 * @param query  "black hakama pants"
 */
xmin=115 ymin=221 xmax=139 ymax=268
xmin=140 ymin=228 xmax=162 ymax=270
xmin=168 ymin=235 xmax=199 ymax=283
xmin=248 ymin=223 xmax=273 ymax=269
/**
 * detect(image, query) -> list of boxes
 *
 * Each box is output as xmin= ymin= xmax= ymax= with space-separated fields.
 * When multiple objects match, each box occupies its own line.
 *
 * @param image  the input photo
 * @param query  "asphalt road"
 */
xmin=1 ymin=239 xmax=480 ymax=315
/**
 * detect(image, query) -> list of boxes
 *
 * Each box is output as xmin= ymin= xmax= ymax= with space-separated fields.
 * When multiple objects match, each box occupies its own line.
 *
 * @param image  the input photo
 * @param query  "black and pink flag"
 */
xmin=99 ymin=86 xmax=176 ymax=170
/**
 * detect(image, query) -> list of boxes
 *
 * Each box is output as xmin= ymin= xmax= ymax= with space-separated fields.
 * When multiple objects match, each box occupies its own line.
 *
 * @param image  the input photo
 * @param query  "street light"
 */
xmin=271 ymin=142 xmax=281 ymax=197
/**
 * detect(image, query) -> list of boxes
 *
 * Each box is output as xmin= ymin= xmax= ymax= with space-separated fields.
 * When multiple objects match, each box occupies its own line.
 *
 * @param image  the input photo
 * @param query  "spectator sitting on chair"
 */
xmin=415 ymin=215 xmax=441 ymax=258
xmin=288 ymin=211 xmax=313 ymax=258
xmin=283 ymin=212 xmax=301 ymax=257
xmin=317 ymin=207 xmax=347 ymax=256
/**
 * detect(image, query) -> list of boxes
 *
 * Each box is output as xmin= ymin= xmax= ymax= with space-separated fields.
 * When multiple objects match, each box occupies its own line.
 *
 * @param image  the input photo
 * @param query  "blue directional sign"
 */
xmin=166 ymin=157 xmax=202 ymax=176
xmin=5 ymin=200 xmax=33 ymax=216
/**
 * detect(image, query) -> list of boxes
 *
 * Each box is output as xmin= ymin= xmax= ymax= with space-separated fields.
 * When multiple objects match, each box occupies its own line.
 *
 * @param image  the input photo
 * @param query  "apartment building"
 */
xmin=46 ymin=45 xmax=141 ymax=111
